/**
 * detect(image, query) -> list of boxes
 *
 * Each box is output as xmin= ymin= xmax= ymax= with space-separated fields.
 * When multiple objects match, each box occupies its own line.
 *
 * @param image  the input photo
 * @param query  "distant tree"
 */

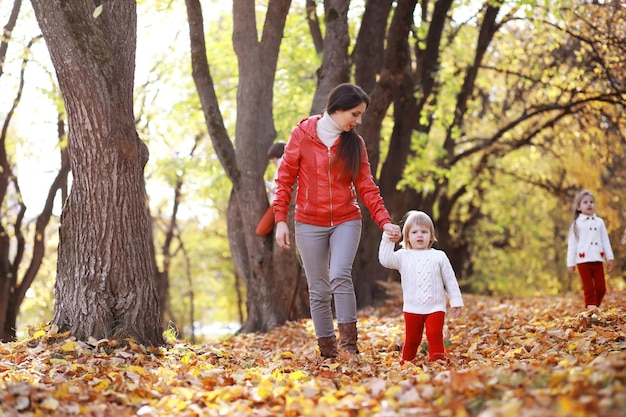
xmin=29 ymin=0 xmax=163 ymax=345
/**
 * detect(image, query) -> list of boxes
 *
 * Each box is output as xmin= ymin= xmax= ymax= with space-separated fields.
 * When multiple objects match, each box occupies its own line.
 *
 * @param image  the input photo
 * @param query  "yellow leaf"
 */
xmin=289 ymin=370 xmax=306 ymax=381
xmin=384 ymin=385 xmax=402 ymax=399
xmin=93 ymin=379 xmax=110 ymax=392
xmin=128 ymin=365 xmax=147 ymax=375
xmin=172 ymin=387 xmax=194 ymax=401
xmin=60 ymin=340 xmax=78 ymax=353
xmin=256 ymin=378 xmax=274 ymax=400
xmin=319 ymin=393 xmax=339 ymax=405
xmin=93 ymin=5 xmax=103 ymax=18
xmin=33 ymin=329 xmax=46 ymax=339
xmin=126 ymin=338 xmax=139 ymax=350
xmin=558 ymin=396 xmax=585 ymax=413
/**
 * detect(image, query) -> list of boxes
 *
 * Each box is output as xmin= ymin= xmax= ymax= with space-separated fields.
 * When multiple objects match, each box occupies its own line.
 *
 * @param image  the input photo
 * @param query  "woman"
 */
xmin=273 ymin=83 xmax=400 ymax=359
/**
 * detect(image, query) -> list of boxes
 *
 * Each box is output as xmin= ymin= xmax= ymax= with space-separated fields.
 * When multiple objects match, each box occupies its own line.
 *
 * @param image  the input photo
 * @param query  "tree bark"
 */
xmin=29 ymin=0 xmax=163 ymax=345
xmin=309 ymin=0 xmax=351 ymax=114
xmin=352 ymin=0 xmax=393 ymax=93
xmin=305 ymin=0 xmax=324 ymax=54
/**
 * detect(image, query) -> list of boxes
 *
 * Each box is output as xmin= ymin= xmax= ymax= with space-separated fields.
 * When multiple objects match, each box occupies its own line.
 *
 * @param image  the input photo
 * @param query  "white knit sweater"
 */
xmin=379 ymin=233 xmax=464 ymax=314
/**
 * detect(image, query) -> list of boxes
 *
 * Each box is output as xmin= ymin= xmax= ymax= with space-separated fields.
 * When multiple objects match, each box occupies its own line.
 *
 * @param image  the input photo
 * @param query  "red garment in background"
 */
xmin=256 ymin=207 xmax=275 ymax=236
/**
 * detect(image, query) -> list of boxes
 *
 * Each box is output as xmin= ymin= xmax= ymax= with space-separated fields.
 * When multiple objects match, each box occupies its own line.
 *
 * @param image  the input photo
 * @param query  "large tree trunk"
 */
xmin=29 ymin=0 xmax=163 ymax=345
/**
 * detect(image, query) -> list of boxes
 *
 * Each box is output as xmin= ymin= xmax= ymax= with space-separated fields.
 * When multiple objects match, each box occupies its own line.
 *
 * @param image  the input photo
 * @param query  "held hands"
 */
xmin=275 ymin=221 xmax=290 ymax=250
xmin=383 ymin=223 xmax=401 ymax=243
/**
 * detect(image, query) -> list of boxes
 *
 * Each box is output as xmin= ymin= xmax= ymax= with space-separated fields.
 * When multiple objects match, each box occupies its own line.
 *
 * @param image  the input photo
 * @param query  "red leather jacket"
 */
xmin=273 ymin=115 xmax=391 ymax=229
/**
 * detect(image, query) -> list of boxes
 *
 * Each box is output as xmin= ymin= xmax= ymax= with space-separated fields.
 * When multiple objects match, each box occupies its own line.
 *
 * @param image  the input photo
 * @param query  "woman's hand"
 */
xmin=275 ymin=221 xmax=290 ymax=249
xmin=383 ymin=223 xmax=401 ymax=242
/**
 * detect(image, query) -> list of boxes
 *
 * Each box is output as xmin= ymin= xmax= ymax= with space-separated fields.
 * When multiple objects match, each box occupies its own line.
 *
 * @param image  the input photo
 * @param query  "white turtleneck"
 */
xmin=316 ymin=112 xmax=343 ymax=148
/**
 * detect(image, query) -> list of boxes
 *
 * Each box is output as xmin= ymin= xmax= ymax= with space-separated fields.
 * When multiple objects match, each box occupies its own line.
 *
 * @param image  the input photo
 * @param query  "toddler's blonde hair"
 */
xmin=400 ymin=210 xmax=437 ymax=249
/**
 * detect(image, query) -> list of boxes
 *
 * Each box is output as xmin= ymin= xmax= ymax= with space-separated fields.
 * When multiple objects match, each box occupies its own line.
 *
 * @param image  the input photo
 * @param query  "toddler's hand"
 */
xmin=607 ymin=260 xmax=614 ymax=273
xmin=451 ymin=307 xmax=461 ymax=318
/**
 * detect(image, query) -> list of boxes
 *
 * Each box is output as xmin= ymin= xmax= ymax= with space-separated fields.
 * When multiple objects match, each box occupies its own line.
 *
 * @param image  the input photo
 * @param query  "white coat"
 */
xmin=567 ymin=213 xmax=614 ymax=267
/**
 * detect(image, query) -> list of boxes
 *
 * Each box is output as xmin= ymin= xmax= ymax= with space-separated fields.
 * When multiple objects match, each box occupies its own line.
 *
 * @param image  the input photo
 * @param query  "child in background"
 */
xmin=256 ymin=142 xmax=285 ymax=235
xmin=379 ymin=210 xmax=463 ymax=363
xmin=566 ymin=189 xmax=614 ymax=309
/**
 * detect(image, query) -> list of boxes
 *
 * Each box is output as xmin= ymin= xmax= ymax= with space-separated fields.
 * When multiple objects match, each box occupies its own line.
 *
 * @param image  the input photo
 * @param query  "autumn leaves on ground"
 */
xmin=1 ymin=287 xmax=625 ymax=417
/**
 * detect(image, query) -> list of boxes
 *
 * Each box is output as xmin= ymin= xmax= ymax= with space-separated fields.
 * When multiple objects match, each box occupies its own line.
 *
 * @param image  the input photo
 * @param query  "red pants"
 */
xmin=256 ymin=207 xmax=274 ymax=235
xmin=402 ymin=311 xmax=446 ymax=362
xmin=576 ymin=262 xmax=606 ymax=307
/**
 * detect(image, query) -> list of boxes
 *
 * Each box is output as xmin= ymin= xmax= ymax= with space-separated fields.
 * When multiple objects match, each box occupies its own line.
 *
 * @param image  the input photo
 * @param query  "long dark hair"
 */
xmin=326 ymin=83 xmax=370 ymax=180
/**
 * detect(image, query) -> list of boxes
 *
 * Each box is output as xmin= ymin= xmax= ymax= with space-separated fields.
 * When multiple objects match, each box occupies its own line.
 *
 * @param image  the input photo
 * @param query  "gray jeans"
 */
xmin=295 ymin=220 xmax=362 ymax=338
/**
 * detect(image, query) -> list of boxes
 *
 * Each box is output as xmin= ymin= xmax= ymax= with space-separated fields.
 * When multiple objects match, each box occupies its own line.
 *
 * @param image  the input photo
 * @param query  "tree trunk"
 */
xmin=29 ymin=0 xmax=163 ymax=345
xmin=309 ymin=0 xmax=351 ymax=114
xmin=352 ymin=0 xmax=393 ymax=93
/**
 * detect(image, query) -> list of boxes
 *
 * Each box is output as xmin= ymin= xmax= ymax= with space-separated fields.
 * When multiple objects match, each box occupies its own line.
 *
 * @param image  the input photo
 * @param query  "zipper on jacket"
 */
xmin=328 ymin=147 xmax=333 ymax=226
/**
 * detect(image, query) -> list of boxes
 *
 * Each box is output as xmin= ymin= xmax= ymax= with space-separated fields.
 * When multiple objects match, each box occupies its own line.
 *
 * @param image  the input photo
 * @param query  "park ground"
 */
xmin=1 ymin=284 xmax=625 ymax=416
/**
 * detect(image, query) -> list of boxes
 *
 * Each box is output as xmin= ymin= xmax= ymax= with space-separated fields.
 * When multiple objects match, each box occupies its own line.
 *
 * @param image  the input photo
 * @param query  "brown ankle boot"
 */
xmin=338 ymin=322 xmax=359 ymax=354
xmin=317 ymin=335 xmax=339 ymax=359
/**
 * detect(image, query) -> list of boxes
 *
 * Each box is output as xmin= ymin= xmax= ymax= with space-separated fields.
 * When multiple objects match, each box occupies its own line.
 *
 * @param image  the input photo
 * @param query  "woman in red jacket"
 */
xmin=273 ymin=83 xmax=400 ymax=360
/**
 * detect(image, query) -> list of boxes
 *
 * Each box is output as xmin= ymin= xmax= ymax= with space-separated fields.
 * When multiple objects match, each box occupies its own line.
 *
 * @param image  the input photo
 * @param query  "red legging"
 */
xmin=576 ymin=262 xmax=606 ymax=308
xmin=402 ymin=311 xmax=446 ymax=362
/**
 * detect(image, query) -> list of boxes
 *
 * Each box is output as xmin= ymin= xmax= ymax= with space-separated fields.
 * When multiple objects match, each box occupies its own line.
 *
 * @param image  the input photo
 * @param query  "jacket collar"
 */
xmin=296 ymin=114 xmax=323 ymax=139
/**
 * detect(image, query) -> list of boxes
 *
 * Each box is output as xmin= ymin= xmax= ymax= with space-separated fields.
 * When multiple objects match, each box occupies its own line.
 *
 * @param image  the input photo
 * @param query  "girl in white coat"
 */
xmin=567 ymin=190 xmax=614 ymax=309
